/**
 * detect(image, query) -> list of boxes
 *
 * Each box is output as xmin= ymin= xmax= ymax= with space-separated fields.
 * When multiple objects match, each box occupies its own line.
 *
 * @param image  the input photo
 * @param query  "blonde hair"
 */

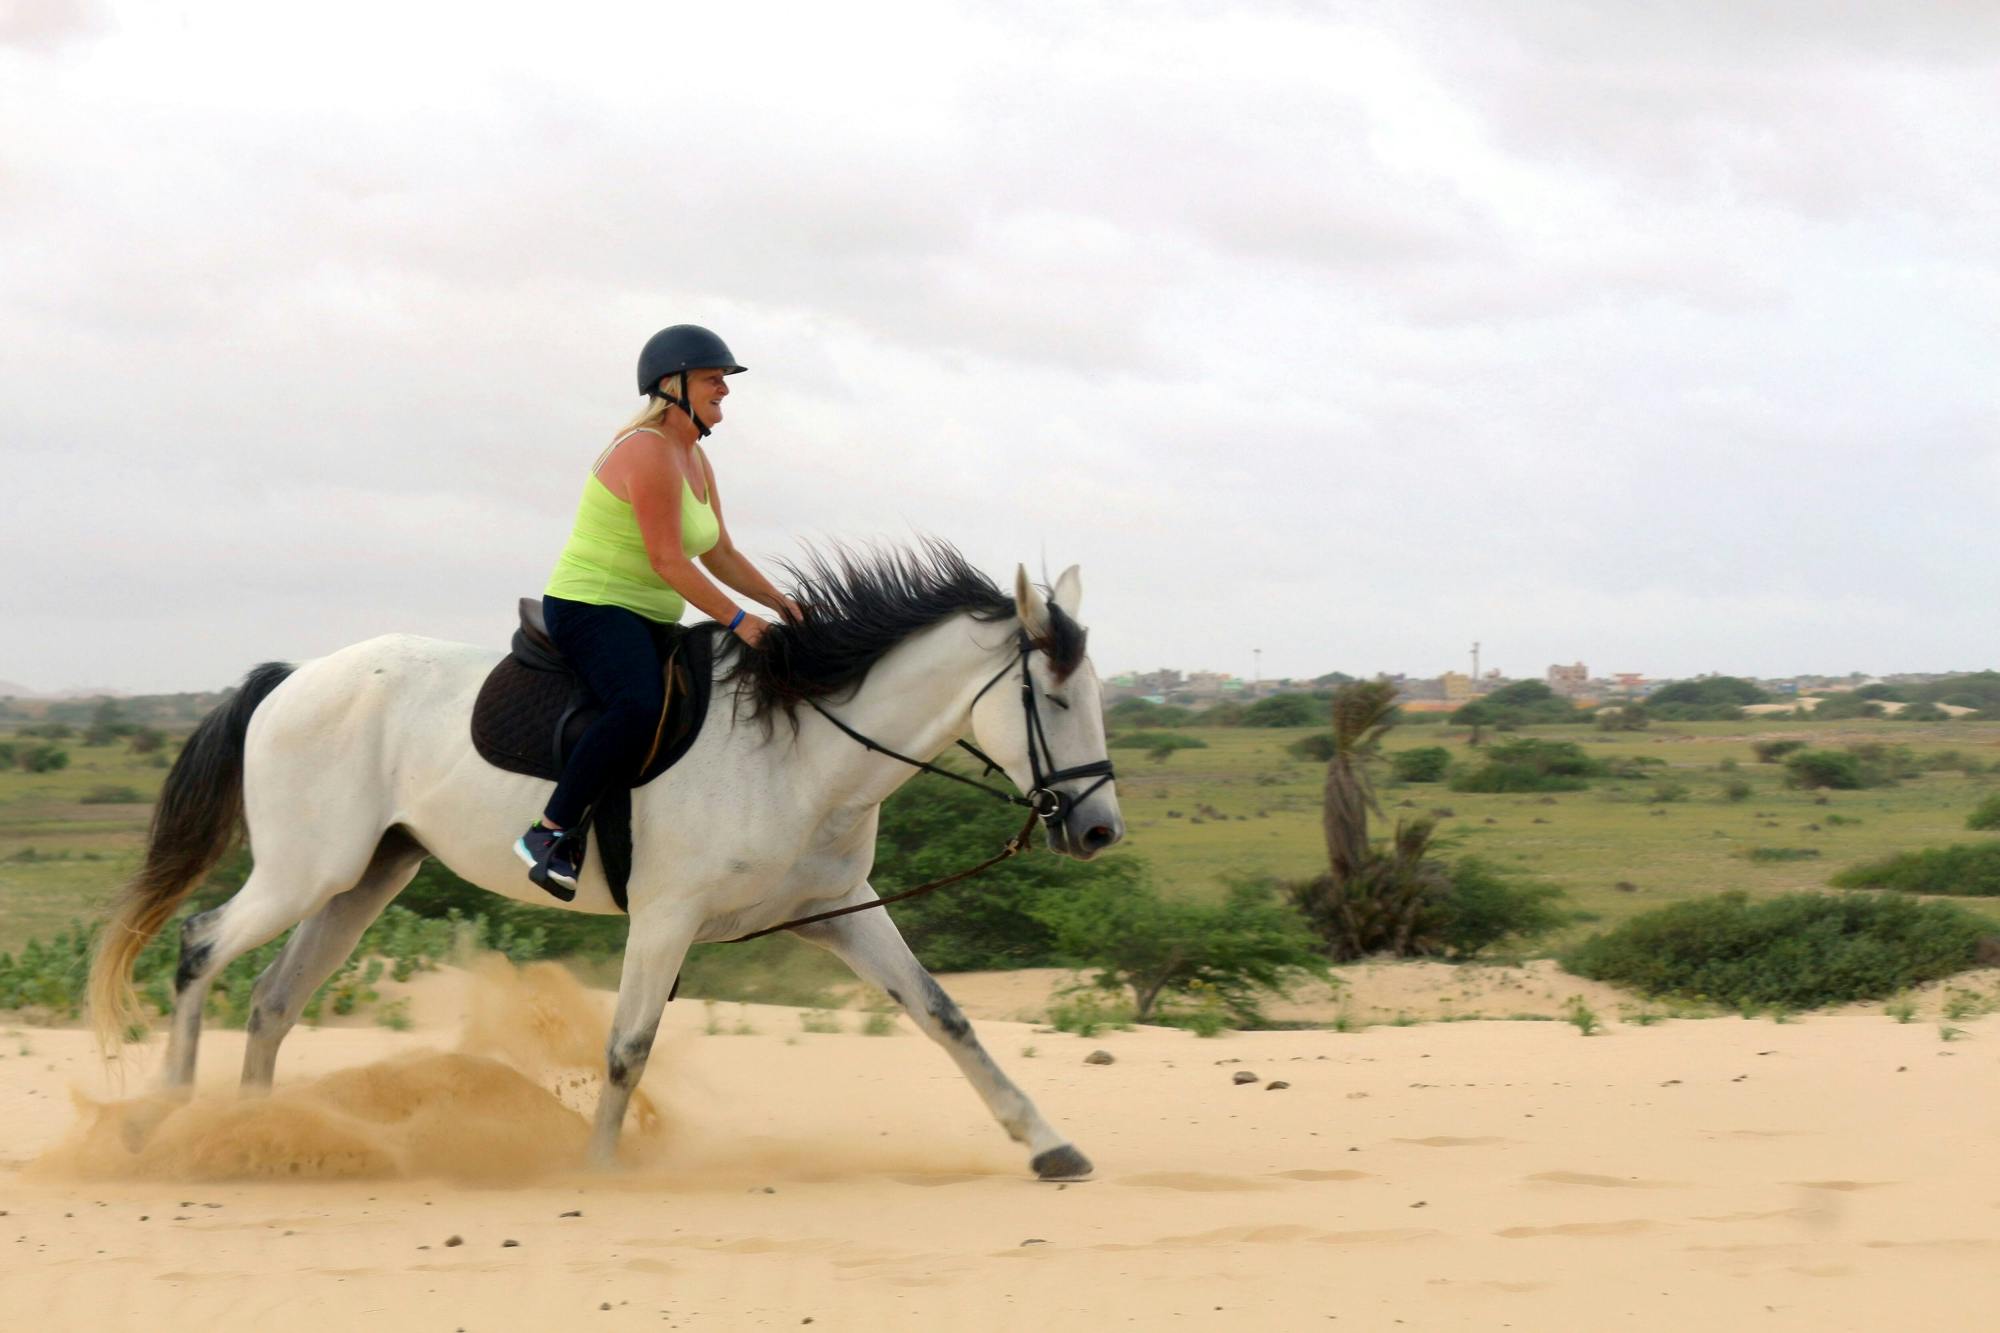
xmin=619 ymin=372 xmax=685 ymax=434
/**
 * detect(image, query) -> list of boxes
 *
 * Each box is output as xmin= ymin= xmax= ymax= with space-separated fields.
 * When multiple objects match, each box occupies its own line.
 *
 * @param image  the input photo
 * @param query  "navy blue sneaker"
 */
xmin=515 ymin=823 xmax=580 ymax=902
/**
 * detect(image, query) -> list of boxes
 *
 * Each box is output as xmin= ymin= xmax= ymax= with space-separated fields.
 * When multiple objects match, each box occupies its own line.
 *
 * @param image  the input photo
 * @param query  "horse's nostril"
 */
xmin=1083 ymin=824 xmax=1117 ymax=850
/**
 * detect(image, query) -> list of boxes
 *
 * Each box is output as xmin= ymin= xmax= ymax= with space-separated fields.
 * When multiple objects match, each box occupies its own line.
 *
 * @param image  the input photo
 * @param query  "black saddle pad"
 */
xmin=471 ymin=622 xmax=716 ymax=786
xmin=471 ymin=619 xmax=718 ymax=910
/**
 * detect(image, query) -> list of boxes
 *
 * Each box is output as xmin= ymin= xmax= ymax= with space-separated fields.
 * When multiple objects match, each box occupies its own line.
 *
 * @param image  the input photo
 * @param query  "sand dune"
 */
xmin=7 ymin=959 xmax=2000 ymax=1330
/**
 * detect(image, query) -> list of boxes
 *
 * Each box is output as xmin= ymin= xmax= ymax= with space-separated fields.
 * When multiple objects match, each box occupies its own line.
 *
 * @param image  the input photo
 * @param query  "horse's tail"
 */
xmin=88 ymin=661 xmax=295 ymax=1054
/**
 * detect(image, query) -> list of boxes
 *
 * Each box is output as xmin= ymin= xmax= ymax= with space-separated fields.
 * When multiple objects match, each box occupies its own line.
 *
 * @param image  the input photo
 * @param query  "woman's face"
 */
xmin=681 ymin=368 xmax=731 ymax=426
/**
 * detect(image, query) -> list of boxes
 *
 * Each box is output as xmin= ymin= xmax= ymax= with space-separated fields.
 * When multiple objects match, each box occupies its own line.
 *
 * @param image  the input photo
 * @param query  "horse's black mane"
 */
xmin=717 ymin=538 xmax=1086 ymax=727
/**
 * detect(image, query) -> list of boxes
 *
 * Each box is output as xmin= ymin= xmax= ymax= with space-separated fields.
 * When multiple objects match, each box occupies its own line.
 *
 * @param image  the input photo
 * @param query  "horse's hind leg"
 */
xmin=163 ymin=838 xmax=382 ymax=1091
xmin=793 ymin=888 xmax=1092 ymax=1181
xmin=241 ymin=830 xmax=427 ymax=1089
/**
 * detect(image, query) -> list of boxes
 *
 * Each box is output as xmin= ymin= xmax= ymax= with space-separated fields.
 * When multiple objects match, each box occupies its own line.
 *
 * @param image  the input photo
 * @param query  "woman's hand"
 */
xmin=734 ymin=612 xmax=773 ymax=647
xmin=778 ymin=595 xmax=806 ymax=624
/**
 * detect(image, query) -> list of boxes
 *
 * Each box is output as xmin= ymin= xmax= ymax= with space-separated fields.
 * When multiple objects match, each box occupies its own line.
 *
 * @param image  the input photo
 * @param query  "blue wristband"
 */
xmin=727 ymin=610 xmax=746 ymax=632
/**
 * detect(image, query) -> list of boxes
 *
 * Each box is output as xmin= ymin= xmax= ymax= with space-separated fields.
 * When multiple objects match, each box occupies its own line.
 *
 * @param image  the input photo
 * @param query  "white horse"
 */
xmin=89 ymin=545 xmax=1122 ymax=1178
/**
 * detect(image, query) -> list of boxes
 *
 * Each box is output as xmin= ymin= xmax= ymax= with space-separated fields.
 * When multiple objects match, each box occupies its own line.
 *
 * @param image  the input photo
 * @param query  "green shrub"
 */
xmin=1784 ymin=750 xmax=1865 ymax=790
xmin=1596 ymin=705 xmax=1649 ymax=731
xmin=1466 ymin=681 xmax=1583 ymax=728
xmin=1562 ymin=892 xmax=1989 ymax=1010
xmin=1832 ymin=842 xmax=2000 ymax=897
xmin=1431 ymin=858 xmax=1573 ymax=959
xmin=1648 ymin=781 xmax=1690 ymax=805
xmin=1039 ymin=877 xmax=1327 ymax=1024
xmin=19 ymin=744 xmax=68 ymax=773
xmin=0 ymin=905 xmax=528 ymax=1025
xmin=1046 ymin=989 xmax=1134 ymax=1037
xmin=1810 ymin=692 xmax=1885 ymax=720
xmin=1390 ymin=746 xmax=1451 ymax=783
xmin=1722 ymin=779 xmax=1753 ymax=802
xmin=1241 ymin=693 xmax=1327 ymax=727
xmin=1743 ymin=847 xmax=1821 ymax=863
xmin=1967 ymin=794 xmax=2000 ymax=832
xmin=79 ymin=785 xmax=146 ymax=805
xmin=1286 ymin=734 xmax=1335 ymax=763
xmin=874 ymin=775 xmax=1149 ymax=971
xmin=1752 ymin=739 xmax=1807 ymax=763
xmin=1450 ymin=739 xmax=1598 ymax=793
xmin=1842 ymin=743 xmax=1922 ymax=783
xmin=1105 ymin=699 xmax=1193 ymax=729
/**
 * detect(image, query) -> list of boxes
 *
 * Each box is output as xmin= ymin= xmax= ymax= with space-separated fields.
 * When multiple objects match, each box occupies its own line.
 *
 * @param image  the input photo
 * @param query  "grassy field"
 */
xmin=1104 ymin=717 xmax=2000 ymax=948
xmin=4 ymin=717 xmax=1999 ymax=959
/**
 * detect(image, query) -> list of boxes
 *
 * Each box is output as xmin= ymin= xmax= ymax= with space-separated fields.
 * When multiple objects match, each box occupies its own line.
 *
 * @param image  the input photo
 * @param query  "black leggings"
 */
xmin=541 ymin=595 xmax=679 ymax=830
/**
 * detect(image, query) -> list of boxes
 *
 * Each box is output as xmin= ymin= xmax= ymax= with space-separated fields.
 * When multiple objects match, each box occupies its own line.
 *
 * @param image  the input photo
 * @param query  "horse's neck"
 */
xmin=810 ymin=616 xmax=1008 ymax=810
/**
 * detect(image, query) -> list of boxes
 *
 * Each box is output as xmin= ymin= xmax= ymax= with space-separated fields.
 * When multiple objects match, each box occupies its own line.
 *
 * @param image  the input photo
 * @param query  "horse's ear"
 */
xmin=1015 ymin=564 xmax=1051 ymax=638
xmin=1052 ymin=564 xmax=1082 ymax=620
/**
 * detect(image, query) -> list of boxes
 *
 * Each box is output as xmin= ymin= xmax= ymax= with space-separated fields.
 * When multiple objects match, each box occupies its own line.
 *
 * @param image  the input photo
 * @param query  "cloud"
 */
xmin=3 ymin=1 xmax=1998 ymax=691
xmin=0 ymin=0 xmax=109 ymax=52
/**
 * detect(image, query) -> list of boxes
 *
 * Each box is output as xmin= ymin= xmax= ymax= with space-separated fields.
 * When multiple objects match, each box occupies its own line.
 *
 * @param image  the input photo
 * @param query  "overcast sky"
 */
xmin=3 ymin=0 xmax=1997 ymax=694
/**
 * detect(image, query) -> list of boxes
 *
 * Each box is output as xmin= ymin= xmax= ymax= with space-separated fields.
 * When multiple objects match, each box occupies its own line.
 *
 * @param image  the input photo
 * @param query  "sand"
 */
xmin=7 ymin=959 xmax=2000 ymax=1331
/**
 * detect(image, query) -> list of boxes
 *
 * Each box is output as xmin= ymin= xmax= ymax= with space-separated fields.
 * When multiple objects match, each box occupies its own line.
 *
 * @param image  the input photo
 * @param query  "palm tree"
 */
xmin=1321 ymin=679 xmax=1401 ymax=882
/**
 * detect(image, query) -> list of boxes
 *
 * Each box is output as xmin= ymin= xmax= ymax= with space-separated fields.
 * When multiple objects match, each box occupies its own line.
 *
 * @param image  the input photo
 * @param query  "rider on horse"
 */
xmin=516 ymin=325 xmax=801 ymax=892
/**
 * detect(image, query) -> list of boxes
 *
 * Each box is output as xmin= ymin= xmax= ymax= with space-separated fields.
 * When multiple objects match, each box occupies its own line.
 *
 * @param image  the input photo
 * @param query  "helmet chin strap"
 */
xmin=653 ymin=375 xmax=711 ymax=439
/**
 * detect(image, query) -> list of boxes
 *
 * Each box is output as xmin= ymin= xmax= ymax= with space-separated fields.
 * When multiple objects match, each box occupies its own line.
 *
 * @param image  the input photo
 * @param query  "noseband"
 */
xmin=804 ymin=629 xmax=1116 ymax=830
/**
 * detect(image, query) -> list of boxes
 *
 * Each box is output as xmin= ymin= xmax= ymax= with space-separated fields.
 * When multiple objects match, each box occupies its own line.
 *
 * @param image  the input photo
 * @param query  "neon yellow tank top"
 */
xmin=543 ymin=440 xmax=719 ymax=623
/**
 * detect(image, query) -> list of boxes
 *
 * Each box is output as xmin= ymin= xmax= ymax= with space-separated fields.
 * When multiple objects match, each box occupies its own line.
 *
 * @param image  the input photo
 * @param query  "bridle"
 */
xmin=806 ymin=627 xmax=1117 ymax=829
xmin=712 ymin=627 xmax=1117 ymax=946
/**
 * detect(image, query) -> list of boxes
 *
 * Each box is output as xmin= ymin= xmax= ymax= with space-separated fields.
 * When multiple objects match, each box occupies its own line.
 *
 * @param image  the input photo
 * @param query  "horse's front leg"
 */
xmin=792 ymin=886 xmax=1092 ymax=1181
xmin=588 ymin=908 xmax=698 ymax=1168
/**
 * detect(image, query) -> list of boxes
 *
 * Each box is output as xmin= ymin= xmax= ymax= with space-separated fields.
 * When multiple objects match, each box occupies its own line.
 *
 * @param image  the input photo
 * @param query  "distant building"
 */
xmin=1546 ymin=662 xmax=1589 ymax=697
xmin=1440 ymin=671 xmax=1475 ymax=703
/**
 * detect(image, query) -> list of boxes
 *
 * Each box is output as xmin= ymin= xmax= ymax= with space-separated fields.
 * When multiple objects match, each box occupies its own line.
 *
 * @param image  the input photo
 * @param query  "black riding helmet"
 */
xmin=636 ymin=325 xmax=747 ymax=439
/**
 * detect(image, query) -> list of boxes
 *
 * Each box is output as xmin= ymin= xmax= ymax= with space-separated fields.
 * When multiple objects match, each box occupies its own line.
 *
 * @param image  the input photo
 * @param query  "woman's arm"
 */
xmin=693 ymin=449 xmax=803 ymax=621
xmin=627 ymin=438 xmax=771 ymax=639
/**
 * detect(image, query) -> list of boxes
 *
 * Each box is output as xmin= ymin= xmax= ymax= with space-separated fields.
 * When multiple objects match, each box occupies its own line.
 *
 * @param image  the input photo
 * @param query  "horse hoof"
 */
xmin=1032 ymin=1144 xmax=1093 ymax=1181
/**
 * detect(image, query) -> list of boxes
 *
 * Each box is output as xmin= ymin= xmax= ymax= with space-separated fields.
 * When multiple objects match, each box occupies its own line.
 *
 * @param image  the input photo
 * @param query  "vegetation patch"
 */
xmin=1646 ymin=676 xmax=1767 ymax=722
xmin=1450 ymin=739 xmax=1599 ymax=794
xmin=1562 ymin=892 xmax=1989 ymax=1010
xmin=1741 ymin=847 xmax=1821 ymax=863
xmin=1967 ymin=794 xmax=2000 ymax=832
xmin=78 ymin=785 xmax=146 ymax=805
xmin=1780 ymin=745 xmax=1916 ymax=791
xmin=1389 ymin=746 xmax=1451 ymax=783
xmin=1831 ymin=842 xmax=2000 ymax=897
xmin=1040 ymin=877 xmax=1327 ymax=1024
xmin=1286 ymin=734 xmax=1335 ymax=763
xmin=1108 ymin=731 xmax=1208 ymax=755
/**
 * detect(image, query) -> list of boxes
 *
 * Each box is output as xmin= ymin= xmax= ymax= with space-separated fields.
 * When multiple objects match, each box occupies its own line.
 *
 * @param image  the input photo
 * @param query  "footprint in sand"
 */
xmin=1094 ymin=1224 xmax=1435 ymax=1252
xmin=1396 ymin=1136 xmax=1507 ymax=1148
xmin=1114 ymin=1171 xmax=1280 ymax=1192
xmin=1528 ymin=1171 xmax=1681 ymax=1189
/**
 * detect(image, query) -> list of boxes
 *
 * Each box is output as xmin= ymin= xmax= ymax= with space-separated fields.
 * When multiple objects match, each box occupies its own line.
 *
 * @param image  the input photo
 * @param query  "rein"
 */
xmin=717 ymin=629 xmax=1115 ymax=944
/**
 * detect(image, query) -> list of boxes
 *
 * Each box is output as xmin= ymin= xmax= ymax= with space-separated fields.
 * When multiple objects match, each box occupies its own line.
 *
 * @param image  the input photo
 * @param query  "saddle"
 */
xmin=470 ymin=599 xmax=717 ymax=910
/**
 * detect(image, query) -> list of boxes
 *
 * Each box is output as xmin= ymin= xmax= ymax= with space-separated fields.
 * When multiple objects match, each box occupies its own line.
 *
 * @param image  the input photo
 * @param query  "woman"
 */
xmin=516 ymin=324 xmax=800 ymax=893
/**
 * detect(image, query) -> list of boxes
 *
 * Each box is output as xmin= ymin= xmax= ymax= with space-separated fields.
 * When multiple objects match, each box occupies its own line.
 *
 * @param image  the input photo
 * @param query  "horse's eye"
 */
xmin=1044 ymin=693 xmax=1070 ymax=710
